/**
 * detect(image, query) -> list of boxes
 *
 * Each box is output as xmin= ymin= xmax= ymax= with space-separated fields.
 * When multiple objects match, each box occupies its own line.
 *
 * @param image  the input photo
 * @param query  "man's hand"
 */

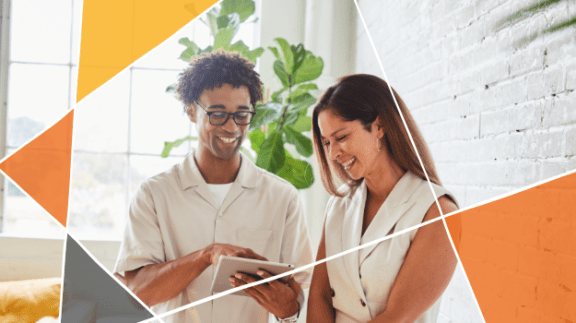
xmin=206 ymin=243 xmax=268 ymax=267
xmin=230 ymin=270 xmax=300 ymax=319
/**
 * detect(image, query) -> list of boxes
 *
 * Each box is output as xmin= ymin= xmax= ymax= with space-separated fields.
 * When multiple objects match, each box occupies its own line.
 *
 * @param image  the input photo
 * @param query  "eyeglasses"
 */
xmin=196 ymin=101 xmax=256 ymax=126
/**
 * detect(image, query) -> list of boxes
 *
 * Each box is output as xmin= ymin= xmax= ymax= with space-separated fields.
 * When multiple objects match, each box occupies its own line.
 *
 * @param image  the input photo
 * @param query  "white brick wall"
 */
xmin=354 ymin=0 xmax=576 ymax=322
xmin=355 ymin=0 xmax=576 ymax=208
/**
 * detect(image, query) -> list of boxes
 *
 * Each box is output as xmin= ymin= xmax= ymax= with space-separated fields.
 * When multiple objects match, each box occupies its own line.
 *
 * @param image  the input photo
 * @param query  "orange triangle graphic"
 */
xmin=76 ymin=0 xmax=218 ymax=102
xmin=445 ymin=213 xmax=462 ymax=252
xmin=445 ymin=171 xmax=576 ymax=322
xmin=0 ymin=110 xmax=74 ymax=227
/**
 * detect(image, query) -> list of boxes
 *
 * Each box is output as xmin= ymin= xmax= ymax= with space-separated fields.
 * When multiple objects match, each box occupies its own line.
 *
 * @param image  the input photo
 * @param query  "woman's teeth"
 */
xmin=342 ymin=157 xmax=356 ymax=169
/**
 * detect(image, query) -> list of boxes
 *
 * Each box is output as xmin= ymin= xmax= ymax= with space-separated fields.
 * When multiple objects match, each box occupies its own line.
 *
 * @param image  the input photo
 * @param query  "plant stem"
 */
xmin=278 ymin=75 xmax=293 ymax=131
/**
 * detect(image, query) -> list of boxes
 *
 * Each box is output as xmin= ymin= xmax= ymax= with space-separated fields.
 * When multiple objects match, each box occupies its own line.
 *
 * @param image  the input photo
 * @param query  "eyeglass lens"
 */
xmin=210 ymin=111 xmax=254 ymax=125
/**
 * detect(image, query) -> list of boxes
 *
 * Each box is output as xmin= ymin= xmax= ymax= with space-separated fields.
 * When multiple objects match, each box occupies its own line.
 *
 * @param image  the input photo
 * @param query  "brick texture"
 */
xmin=354 ymin=1 xmax=576 ymax=322
xmin=355 ymin=0 xmax=576 ymax=209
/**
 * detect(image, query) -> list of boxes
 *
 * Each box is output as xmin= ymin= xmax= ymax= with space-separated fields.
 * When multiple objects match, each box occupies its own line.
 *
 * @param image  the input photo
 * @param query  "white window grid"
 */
xmin=0 ymin=0 xmax=261 ymax=240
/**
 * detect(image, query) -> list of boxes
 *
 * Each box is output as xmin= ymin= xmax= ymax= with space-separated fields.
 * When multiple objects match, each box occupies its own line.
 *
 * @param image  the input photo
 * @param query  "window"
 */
xmin=1 ymin=0 xmax=261 ymax=240
xmin=1 ymin=0 xmax=79 ymax=238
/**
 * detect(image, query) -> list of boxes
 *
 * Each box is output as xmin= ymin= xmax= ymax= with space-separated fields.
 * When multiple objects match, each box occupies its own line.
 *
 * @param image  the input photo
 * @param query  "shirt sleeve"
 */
xmin=280 ymin=188 xmax=314 ymax=290
xmin=114 ymin=181 xmax=166 ymax=276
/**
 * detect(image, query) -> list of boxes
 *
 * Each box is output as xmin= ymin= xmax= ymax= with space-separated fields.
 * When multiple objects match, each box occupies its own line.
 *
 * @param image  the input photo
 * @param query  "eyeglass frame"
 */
xmin=195 ymin=101 xmax=257 ymax=126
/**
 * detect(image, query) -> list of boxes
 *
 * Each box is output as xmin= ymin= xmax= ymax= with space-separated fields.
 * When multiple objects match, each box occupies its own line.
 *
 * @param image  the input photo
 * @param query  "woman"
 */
xmin=307 ymin=74 xmax=460 ymax=323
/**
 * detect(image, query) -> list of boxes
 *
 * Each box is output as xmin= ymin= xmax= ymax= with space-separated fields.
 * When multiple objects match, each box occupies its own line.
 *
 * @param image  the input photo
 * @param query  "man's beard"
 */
xmin=212 ymin=132 xmax=244 ymax=160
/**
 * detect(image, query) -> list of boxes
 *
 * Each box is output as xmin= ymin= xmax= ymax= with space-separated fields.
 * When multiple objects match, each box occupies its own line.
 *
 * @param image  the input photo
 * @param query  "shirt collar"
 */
xmin=352 ymin=171 xmax=420 ymax=206
xmin=178 ymin=150 xmax=258 ymax=190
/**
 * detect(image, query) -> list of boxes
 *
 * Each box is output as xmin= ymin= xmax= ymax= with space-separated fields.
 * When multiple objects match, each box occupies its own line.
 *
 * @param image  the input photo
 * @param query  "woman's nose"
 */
xmin=328 ymin=143 xmax=341 ymax=161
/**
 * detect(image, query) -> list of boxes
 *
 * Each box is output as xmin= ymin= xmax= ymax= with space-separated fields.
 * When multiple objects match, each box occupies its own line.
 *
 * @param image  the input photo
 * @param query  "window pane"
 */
xmin=7 ymin=64 xmax=70 ymax=148
xmin=73 ymin=71 xmax=130 ymax=153
xmin=10 ymin=0 xmax=72 ymax=64
xmin=132 ymin=21 xmax=194 ymax=70
xmin=193 ymin=19 xmax=212 ymax=49
xmin=69 ymin=65 xmax=78 ymax=108
xmin=68 ymin=152 xmax=128 ymax=240
xmin=129 ymin=154 xmax=183 ymax=194
xmin=232 ymin=19 xmax=255 ymax=49
xmin=130 ymin=69 xmax=191 ymax=156
xmin=70 ymin=0 xmax=83 ymax=65
xmin=2 ymin=150 xmax=65 ymax=238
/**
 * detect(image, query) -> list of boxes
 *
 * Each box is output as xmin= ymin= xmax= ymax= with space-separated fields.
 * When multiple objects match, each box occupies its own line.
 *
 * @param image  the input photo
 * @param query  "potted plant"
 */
xmin=162 ymin=0 xmax=323 ymax=189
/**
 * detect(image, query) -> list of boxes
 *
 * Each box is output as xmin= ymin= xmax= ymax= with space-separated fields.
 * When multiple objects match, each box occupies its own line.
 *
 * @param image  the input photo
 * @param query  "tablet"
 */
xmin=210 ymin=256 xmax=294 ymax=296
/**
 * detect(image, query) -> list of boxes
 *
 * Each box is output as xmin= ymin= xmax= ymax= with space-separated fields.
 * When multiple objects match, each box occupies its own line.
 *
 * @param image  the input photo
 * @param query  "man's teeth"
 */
xmin=342 ymin=157 xmax=356 ymax=169
xmin=219 ymin=137 xmax=237 ymax=143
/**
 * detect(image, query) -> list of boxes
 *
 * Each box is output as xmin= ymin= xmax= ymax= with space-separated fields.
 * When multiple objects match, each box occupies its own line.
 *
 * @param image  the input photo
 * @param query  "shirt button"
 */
xmin=330 ymin=288 xmax=335 ymax=297
xmin=360 ymin=299 xmax=366 ymax=307
xmin=359 ymin=273 xmax=362 ymax=279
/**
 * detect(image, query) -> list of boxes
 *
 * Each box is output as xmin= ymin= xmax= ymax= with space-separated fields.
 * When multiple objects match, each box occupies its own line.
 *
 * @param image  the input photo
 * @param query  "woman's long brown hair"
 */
xmin=312 ymin=74 xmax=441 ymax=197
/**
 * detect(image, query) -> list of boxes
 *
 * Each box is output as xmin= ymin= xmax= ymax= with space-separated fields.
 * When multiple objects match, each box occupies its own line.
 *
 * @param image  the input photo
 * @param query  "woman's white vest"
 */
xmin=324 ymin=172 xmax=455 ymax=323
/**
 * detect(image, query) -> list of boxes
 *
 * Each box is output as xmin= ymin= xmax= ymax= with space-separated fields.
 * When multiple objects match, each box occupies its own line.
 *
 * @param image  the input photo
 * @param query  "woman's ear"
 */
xmin=373 ymin=116 xmax=384 ymax=139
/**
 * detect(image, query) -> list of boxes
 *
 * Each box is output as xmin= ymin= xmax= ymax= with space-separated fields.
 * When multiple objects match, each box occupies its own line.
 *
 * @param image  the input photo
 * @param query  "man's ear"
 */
xmin=187 ymin=104 xmax=197 ymax=123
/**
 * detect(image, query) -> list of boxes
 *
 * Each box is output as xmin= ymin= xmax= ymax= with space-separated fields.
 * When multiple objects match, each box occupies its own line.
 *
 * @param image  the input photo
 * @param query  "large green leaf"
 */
xmin=293 ymin=51 xmax=324 ymax=84
xmin=289 ymin=92 xmax=317 ymax=113
xmin=227 ymin=40 xmax=263 ymax=63
xmin=220 ymin=0 xmax=256 ymax=22
xmin=283 ymin=126 xmax=313 ymax=157
xmin=250 ymin=103 xmax=281 ymax=131
xmin=228 ymin=39 xmax=249 ymax=54
xmin=248 ymin=129 xmax=265 ymax=153
xmin=179 ymin=48 xmax=195 ymax=62
xmin=205 ymin=11 xmax=220 ymax=36
xmin=288 ymin=83 xmax=318 ymax=101
xmin=178 ymin=38 xmax=201 ymax=62
xmin=256 ymin=131 xmax=285 ymax=173
xmin=161 ymin=136 xmax=197 ymax=158
xmin=274 ymin=38 xmax=294 ymax=74
xmin=276 ymin=153 xmax=314 ymax=189
xmin=178 ymin=37 xmax=199 ymax=49
xmin=291 ymin=115 xmax=312 ymax=132
xmin=217 ymin=13 xmax=241 ymax=37
xmin=281 ymin=112 xmax=299 ymax=128
xmin=268 ymin=47 xmax=281 ymax=61
xmin=273 ymin=60 xmax=290 ymax=88
xmin=290 ymin=44 xmax=306 ymax=73
xmin=214 ymin=25 xmax=235 ymax=50
xmin=217 ymin=12 xmax=240 ymax=29
xmin=271 ymin=87 xmax=286 ymax=103
xmin=244 ymin=47 xmax=265 ymax=63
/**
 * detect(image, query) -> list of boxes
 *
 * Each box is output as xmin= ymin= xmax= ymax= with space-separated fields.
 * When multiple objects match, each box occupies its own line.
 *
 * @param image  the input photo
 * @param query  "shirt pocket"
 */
xmin=236 ymin=228 xmax=274 ymax=257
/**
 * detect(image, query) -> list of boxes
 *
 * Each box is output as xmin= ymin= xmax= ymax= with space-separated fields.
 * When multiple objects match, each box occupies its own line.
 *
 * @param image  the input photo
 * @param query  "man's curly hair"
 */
xmin=176 ymin=49 xmax=263 ymax=116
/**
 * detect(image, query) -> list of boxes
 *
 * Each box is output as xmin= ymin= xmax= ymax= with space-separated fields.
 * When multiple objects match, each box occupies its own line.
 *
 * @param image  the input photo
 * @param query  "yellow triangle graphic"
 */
xmin=77 ymin=0 xmax=217 ymax=102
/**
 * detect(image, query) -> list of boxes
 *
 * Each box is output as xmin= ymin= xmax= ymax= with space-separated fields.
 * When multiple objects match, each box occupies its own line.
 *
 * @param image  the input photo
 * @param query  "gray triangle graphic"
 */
xmin=62 ymin=234 xmax=153 ymax=323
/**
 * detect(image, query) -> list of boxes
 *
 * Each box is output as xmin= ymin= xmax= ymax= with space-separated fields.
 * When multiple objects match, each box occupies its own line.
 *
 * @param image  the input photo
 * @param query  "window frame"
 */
xmin=0 ymin=0 xmax=263 ymax=240
xmin=0 ymin=0 xmax=12 ymax=233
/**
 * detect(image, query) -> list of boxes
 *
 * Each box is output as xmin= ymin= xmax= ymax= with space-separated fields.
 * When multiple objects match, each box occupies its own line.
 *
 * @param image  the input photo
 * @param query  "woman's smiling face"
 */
xmin=318 ymin=109 xmax=384 ymax=181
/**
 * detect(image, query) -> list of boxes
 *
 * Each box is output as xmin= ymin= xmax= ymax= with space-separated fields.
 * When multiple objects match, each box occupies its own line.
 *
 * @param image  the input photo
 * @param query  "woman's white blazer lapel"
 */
xmin=358 ymin=173 xmax=421 ymax=264
xmin=341 ymin=181 xmax=368 ymax=301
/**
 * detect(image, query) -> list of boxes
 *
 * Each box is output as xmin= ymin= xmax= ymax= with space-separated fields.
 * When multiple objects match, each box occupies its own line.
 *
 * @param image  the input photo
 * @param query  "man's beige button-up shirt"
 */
xmin=114 ymin=153 xmax=313 ymax=323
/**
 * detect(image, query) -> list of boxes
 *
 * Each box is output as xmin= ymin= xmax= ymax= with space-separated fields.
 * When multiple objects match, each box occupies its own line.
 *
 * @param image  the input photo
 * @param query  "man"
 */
xmin=114 ymin=49 xmax=313 ymax=323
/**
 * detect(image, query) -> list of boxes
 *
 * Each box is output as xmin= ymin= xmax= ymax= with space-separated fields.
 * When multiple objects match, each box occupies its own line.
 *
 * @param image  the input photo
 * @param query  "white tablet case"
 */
xmin=210 ymin=256 xmax=294 ymax=296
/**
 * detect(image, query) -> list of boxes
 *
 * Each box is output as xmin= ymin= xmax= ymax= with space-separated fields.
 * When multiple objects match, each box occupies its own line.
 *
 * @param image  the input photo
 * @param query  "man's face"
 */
xmin=190 ymin=83 xmax=252 ymax=161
